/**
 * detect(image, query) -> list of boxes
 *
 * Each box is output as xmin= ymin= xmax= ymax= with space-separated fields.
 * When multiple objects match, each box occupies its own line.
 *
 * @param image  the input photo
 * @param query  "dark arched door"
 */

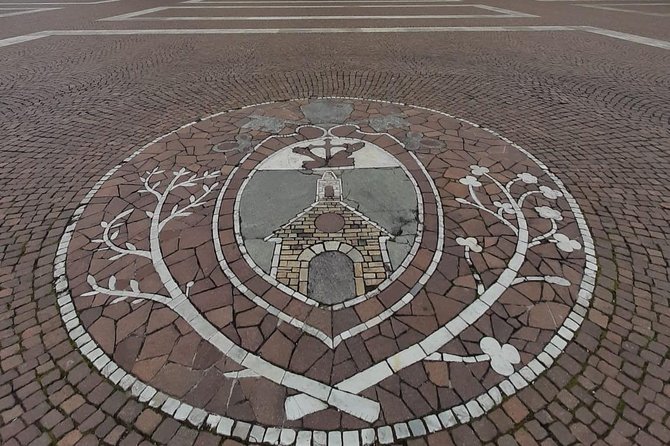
xmin=307 ymin=251 xmax=355 ymax=305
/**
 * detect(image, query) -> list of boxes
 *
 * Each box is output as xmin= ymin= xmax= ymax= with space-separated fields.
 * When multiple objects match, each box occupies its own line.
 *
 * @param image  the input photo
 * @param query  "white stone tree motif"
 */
xmin=421 ymin=165 xmax=581 ymax=374
xmin=455 ymin=165 xmax=580 ymax=291
xmin=82 ymin=167 xmax=383 ymax=422
xmin=84 ymin=167 xmax=219 ymax=304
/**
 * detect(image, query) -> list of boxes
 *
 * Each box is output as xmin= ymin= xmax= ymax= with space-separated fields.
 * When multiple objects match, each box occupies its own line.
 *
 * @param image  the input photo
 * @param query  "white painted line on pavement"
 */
xmin=0 ymin=7 xmax=59 ymax=18
xmin=577 ymin=2 xmax=670 ymax=16
xmin=0 ymin=26 xmax=668 ymax=50
xmin=100 ymin=4 xmax=537 ymax=21
xmin=102 ymin=14 xmax=536 ymax=21
xmin=0 ymin=31 xmax=50 ymax=47
xmin=580 ymin=25 xmax=670 ymax=48
xmin=184 ymin=0 xmax=463 ymax=3
xmin=130 ymin=4 xmax=470 ymax=9
xmin=0 ymin=0 xmax=118 ymax=4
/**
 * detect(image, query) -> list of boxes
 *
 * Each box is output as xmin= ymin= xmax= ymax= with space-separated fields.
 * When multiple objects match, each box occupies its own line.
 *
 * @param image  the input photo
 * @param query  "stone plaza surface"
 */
xmin=0 ymin=1 xmax=669 ymax=446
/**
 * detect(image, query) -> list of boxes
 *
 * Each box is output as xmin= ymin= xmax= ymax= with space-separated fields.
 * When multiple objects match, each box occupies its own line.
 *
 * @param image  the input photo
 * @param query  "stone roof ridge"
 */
xmin=262 ymin=202 xmax=318 ymax=242
xmin=336 ymin=201 xmax=393 ymax=237
xmin=264 ymin=170 xmax=393 ymax=241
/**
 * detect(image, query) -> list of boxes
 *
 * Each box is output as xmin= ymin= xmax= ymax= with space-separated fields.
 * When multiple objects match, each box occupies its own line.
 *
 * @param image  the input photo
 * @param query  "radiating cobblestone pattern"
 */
xmin=1 ymin=1 xmax=670 ymax=446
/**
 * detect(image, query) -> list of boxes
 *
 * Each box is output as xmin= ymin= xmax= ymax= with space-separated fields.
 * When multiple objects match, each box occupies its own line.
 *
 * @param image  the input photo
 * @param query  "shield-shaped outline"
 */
xmin=213 ymin=124 xmax=444 ymax=348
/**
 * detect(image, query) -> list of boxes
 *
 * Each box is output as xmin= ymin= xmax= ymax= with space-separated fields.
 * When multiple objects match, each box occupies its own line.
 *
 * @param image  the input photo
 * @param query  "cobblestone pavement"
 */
xmin=1 ymin=1 xmax=669 ymax=446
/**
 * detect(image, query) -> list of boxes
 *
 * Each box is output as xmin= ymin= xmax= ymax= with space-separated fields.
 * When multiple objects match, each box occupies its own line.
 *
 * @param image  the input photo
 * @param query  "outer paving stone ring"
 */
xmin=54 ymin=98 xmax=597 ymax=445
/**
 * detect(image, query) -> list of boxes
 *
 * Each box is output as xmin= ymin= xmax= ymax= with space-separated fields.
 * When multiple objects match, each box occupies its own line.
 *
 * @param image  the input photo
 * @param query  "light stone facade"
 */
xmin=268 ymin=172 xmax=391 ymax=298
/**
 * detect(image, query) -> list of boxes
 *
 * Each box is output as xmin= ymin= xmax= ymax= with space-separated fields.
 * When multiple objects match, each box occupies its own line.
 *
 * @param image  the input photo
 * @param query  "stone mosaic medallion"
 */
xmin=54 ymin=98 xmax=597 ymax=445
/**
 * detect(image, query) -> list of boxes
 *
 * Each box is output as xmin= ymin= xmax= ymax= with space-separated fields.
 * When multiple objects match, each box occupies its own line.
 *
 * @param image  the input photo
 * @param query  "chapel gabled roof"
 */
xmin=264 ymin=171 xmax=393 ymax=241
xmin=268 ymin=201 xmax=392 ymax=241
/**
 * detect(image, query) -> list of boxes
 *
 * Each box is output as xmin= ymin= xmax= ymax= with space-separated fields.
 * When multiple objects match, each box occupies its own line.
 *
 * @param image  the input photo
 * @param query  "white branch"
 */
xmin=517 ymin=190 xmax=541 ymax=209
xmin=95 ymin=209 xmax=151 ymax=260
xmin=505 ymin=177 xmax=521 ymax=192
xmin=464 ymin=247 xmax=485 ymax=296
xmin=529 ymin=218 xmax=557 ymax=247
xmin=83 ymin=168 xmax=384 ymax=421
xmin=456 ymin=197 xmax=518 ymax=235
xmin=511 ymin=275 xmax=571 ymax=286
xmin=139 ymin=168 xmax=165 ymax=200
xmin=223 ymin=369 xmax=261 ymax=379
xmin=284 ymin=171 xmax=535 ymax=419
xmin=425 ymin=352 xmax=490 ymax=363
xmin=158 ymin=182 xmax=218 ymax=232
xmin=84 ymin=275 xmax=171 ymax=305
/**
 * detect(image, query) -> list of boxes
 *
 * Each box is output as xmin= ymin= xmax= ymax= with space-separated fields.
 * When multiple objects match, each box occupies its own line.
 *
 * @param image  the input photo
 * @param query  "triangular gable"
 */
xmin=265 ymin=200 xmax=392 ymax=242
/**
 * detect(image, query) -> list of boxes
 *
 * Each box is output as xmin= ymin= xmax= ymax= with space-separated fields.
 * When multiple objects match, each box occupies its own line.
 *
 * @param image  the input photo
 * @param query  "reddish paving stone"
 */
xmin=134 ymin=409 xmax=162 ymax=436
xmin=503 ymin=398 xmax=530 ymax=424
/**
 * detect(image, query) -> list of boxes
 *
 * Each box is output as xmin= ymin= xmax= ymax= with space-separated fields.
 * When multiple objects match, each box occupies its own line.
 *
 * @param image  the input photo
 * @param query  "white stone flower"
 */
xmin=470 ymin=165 xmax=489 ymax=176
xmin=517 ymin=172 xmax=538 ymax=184
xmin=534 ymin=206 xmax=563 ymax=221
xmin=459 ymin=176 xmax=482 ymax=187
xmin=480 ymin=337 xmax=521 ymax=377
xmin=456 ymin=236 xmax=482 ymax=253
xmin=494 ymin=201 xmax=514 ymax=214
xmin=553 ymin=233 xmax=581 ymax=253
xmin=539 ymin=185 xmax=562 ymax=200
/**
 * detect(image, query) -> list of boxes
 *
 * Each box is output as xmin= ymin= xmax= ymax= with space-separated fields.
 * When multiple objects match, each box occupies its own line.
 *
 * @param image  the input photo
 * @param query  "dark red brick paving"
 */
xmin=1 ymin=0 xmax=670 ymax=445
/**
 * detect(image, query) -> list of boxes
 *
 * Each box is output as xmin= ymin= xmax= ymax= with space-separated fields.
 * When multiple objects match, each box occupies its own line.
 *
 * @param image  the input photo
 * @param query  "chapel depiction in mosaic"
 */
xmin=268 ymin=171 xmax=392 ymax=301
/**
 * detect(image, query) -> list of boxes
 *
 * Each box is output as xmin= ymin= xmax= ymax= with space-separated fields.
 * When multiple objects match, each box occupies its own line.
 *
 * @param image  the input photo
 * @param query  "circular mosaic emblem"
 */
xmin=55 ymin=98 xmax=596 ymax=445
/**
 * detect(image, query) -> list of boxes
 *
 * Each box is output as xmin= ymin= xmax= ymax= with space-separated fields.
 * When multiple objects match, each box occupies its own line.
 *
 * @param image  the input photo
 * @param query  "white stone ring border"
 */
xmin=53 ymin=97 xmax=597 ymax=446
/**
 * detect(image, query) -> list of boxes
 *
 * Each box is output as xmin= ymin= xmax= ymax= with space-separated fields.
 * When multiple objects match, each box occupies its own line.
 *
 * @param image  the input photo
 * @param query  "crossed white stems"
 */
xmin=86 ymin=166 xmax=576 ymax=423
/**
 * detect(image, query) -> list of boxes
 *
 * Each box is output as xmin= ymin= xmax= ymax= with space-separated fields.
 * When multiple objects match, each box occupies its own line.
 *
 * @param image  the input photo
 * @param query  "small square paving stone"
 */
xmin=52 ymin=418 xmax=75 ymax=439
xmin=93 ymin=416 xmax=117 ymax=438
xmin=503 ymin=397 xmax=530 ymax=424
xmin=194 ymin=431 xmax=221 ymax=446
xmin=56 ymin=430 xmax=82 ymax=446
xmin=152 ymin=418 xmax=181 ymax=443
xmin=167 ymin=427 xmax=198 ymax=445
xmin=119 ymin=431 xmax=144 ymax=446
xmin=117 ymin=401 xmax=143 ymax=424
xmin=40 ymin=408 xmax=64 ymax=429
xmin=105 ymin=426 xmax=126 ymax=444
xmin=134 ymin=409 xmax=162 ymax=435
xmin=78 ymin=409 xmax=106 ymax=432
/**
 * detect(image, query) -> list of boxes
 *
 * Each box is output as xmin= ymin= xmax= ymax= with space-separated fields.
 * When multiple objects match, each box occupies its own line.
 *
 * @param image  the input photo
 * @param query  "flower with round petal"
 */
xmin=470 ymin=165 xmax=489 ymax=176
xmin=553 ymin=233 xmax=582 ymax=253
xmin=480 ymin=337 xmax=521 ymax=377
xmin=459 ymin=176 xmax=482 ymax=187
xmin=535 ymin=206 xmax=563 ymax=221
xmin=494 ymin=201 xmax=514 ymax=214
xmin=539 ymin=185 xmax=562 ymax=200
xmin=517 ymin=172 xmax=538 ymax=184
xmin=456 ymin=236 xmax=482 ymax=253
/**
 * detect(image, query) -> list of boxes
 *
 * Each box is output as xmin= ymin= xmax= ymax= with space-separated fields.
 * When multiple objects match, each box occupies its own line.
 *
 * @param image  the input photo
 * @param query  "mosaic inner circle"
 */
xmin=56 ymin=98 xmax=596 ymax=446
